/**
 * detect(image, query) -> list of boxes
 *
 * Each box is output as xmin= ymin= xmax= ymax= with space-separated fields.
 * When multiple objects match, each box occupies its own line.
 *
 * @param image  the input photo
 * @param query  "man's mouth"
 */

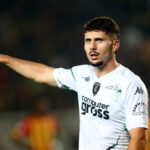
xmin=89 ymin=52 xmax=99 ymax=60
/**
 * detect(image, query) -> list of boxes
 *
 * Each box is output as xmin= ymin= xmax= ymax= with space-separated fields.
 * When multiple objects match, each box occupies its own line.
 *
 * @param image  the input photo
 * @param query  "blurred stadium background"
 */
xmin=0 ymin=0 xmax=150 ymax=149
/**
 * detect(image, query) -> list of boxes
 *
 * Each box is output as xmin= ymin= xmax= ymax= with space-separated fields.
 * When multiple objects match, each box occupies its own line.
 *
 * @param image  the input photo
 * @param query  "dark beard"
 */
xmin=90 ymin=53 xmax=112 ymax=68
xmin=91 ymin=61 xmax=104 ymax=67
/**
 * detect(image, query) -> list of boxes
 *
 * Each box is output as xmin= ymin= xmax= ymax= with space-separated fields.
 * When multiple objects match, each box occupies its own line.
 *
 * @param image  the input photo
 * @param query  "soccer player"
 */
xmin=0 ymin=16 xmax=148 ymax=150
xmin=11 ymin=96 xmax=60 ymax=150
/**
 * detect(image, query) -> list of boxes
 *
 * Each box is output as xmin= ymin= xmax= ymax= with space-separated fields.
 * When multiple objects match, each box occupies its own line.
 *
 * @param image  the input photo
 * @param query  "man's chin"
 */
xmin=91 ymin=61 xmax=104 ymax=67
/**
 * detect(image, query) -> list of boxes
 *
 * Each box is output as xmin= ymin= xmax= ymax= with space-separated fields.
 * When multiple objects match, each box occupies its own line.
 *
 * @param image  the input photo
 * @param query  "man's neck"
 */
xmin=94 ymin=59 xmax=119 ymax=78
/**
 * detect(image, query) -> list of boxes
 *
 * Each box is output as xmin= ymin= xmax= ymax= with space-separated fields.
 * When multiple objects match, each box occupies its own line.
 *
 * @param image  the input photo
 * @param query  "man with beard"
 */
xmin=0 ymin=16 xmax=148 ymax=150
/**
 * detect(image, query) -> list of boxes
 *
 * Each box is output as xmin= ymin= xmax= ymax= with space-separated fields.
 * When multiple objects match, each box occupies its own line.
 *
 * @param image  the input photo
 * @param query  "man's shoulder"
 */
xmin=69 ymin=64 xmax=94 ymax=80
xmin=119 ymin=64 xmax=145 ymax=86
xmin=72 ymin=64 xmax=92 ymax=69
xmin=71 ymin=64 xmax=93 ymax=74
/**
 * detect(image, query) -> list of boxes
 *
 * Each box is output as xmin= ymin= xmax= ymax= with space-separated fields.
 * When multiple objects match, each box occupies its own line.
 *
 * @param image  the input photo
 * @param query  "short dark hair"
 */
xmin=84 ymin=16 xmax=120 ymax=40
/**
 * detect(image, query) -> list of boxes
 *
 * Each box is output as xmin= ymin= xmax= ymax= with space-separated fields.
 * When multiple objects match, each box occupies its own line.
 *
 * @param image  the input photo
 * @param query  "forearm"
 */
xmin=127 ymin=138 xmax=147 ymax=150
xmin=0 ymin=54 xmax=57 ymax=86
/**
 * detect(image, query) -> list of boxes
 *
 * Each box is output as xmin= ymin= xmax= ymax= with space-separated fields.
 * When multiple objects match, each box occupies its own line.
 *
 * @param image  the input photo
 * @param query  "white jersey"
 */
xmin=54 ymin=64 xmax=148 ymax=150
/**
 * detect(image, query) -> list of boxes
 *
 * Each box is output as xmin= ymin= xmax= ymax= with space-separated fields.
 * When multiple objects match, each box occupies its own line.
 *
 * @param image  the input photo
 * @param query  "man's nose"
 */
xmin=90 ymin=41 xmax=96 ymax=50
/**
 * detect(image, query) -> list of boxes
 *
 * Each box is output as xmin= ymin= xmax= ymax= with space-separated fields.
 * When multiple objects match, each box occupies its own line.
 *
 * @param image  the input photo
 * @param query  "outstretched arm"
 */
xmin=127 ymin=128 xmax=147 ymax=150
xmin=0 ymin=54 xmax=57 ymax=86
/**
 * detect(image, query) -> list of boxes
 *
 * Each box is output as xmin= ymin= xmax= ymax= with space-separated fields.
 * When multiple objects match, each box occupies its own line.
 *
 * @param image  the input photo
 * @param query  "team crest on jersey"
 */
xmin=93 ymin=82 xmax=100 ymax=96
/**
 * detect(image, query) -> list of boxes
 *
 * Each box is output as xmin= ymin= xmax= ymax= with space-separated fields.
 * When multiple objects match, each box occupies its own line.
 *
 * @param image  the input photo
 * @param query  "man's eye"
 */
xmin=85 ymin=39 xmax=91 ymax=43
xmin=96 ymin=38 xmax=103 ymax=42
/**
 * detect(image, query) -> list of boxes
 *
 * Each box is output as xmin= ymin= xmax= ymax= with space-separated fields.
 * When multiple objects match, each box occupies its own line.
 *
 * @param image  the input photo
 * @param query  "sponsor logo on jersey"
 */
xmin=81 ymin=96 xmax=110 ymax=120
xmin=132 ymin=102 xmax=148 ymax=116
xmin=82 ymin=76 xmax=90 ymax=82
xmin=93 ymin=82 xmax=101 ymax=96
xmin=105 ymin=85 xmax=122 ymax=94
xmin=134 ymin=87 xmax=144 ymax=95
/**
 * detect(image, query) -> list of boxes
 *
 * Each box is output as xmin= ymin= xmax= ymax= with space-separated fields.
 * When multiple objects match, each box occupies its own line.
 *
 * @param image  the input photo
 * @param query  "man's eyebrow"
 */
xmin=95 ymin=38 xmax=103 ymax=41
xmin=85 ymin=38 xmax=91 ymax=41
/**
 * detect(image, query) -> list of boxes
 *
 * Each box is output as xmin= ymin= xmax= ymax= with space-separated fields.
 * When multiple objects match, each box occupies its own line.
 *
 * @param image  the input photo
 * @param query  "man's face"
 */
xmin=84 ymin=31 xmax=116 ymax=67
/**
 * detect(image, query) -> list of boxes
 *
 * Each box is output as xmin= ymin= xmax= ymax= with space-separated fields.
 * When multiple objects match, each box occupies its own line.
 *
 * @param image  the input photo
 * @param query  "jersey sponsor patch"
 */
xmin=132 ymin=102 xmax=148 ymax=116
xmin=82 ymin=76 xmax=90 ymax=82
xmin=81 ymin=95 xmax=110 ymax=120
xmin=105 ymin=85 xmax=122 ymax=94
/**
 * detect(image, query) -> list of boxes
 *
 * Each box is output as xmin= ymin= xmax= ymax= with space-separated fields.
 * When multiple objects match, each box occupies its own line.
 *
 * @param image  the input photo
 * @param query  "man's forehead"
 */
xmin=84 ymin=30 xmax=117 ymax=41
xmin=84 ymin=31 xmax=108 ymax=38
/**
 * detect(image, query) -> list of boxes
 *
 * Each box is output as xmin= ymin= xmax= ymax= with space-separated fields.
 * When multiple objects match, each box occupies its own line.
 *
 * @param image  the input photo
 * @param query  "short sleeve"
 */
xmin=54 ymin=67 xmax=77 ymax=92
xmin=124 ymin=79 xmax=148 ymax=131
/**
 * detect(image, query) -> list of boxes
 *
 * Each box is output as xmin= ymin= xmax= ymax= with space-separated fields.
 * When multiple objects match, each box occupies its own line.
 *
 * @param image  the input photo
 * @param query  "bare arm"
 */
xmin=127 ymin=128 xmax=147 ymax=150
xmin=0 ymin=54 xmax=57 ymax=86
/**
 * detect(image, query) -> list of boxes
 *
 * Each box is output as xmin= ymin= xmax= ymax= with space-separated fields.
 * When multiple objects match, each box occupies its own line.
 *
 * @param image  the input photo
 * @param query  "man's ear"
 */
xmin=113 ymin=40 xmax=120 ymax=53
